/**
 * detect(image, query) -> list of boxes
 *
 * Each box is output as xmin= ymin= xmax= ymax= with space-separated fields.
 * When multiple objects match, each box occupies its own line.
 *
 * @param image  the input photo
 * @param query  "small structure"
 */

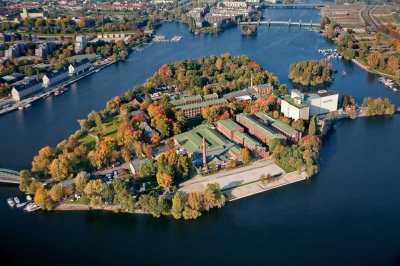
xmin=11 ymin=76 xmax=43 ymax=101
xmin=68 ymin=58 xmax=92 ymax=76
xmin=42 ymin=68 xmax=69 ymax=88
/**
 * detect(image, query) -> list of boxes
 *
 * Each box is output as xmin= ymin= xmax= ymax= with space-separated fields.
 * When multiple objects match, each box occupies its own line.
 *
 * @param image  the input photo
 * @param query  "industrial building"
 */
xmin=280 ymin=90 xmax=310 ymax=121
xmin=68 ymin=58 xmax=93 ymax=76
xmin=11 ymin=76 xmax=43 ymax=101
xmin=236 ymin=113 xmax=287 ymax=145
xmin=170 ymin=94 xmax=227 ymax=118
xmin=42 ymin=69 xmax=69 ymax=88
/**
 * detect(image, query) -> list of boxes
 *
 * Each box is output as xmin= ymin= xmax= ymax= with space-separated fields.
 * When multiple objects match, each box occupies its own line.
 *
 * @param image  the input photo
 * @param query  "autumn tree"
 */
xmin=188 ymin=192 xmax=203 ymax=211
xmin=32 ymin=146 xmax=55 ymax=177
xmin=239 ymin=148 xmax=250 ymax=165
xmin=34 ymin=187 xmax=53 ymax=211
xmin=156 ymin=172 xmax=173 ymax=190
xmin=75 ymin=171 xmax=88 ymax=194
xmin=203 ymin=183 xmax=225 ymax=211
xmin=308 ymin=115 xmax=318 ymax=136
xmin=171 ymin=192 xmax=185 ymax=219
xmin=368 ymin=52 xmax=380 ymax=69
xmin=50 ymin=183 xmax=64 ymax=202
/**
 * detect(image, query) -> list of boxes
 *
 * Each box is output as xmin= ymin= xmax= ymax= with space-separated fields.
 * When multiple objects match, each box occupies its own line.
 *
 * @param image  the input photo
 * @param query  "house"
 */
xmin=280 ymin=90 xmax=310 ymax=120
xmin=236 ymin=113 xmax=287 ymax=145
xmin=68 ymin=58 xmax=92 ymax=76
xmin=129 ymin=159 xmax=150 ymax=178
xmin=11 ymin=76 xmax=43 ymax=101
xmin=42 ymin=68 xmax=69 ymax=88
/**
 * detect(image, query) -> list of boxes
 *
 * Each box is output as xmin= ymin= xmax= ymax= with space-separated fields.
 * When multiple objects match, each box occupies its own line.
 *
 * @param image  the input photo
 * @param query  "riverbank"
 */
xmin=351 ymin=58 xmax=400 ymax=85
xmin=54 ymin=202 xmax=146 ymax=214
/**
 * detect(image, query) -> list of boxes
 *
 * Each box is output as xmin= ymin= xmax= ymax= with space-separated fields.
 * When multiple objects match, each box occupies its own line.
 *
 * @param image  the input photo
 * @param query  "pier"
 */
xmin=0 ymin=168 xmax=20 ymax=184
xmin=239 ymin=20 xmax=320 ymax=28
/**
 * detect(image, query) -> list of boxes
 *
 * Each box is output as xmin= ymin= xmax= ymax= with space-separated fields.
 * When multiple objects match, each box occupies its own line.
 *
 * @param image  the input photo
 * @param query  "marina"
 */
xmin=153 ymin=35 xmax=183 ymax=43
xmin=378 ymin=77 xmax=398 ymax=92
xmin=318 ymin=48 xmax=342 ymax=60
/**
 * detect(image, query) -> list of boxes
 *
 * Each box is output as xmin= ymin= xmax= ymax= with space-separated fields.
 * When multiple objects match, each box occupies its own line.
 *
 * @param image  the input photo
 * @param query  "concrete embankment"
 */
xmin=55 ymin=202 xmax=146 ymax=214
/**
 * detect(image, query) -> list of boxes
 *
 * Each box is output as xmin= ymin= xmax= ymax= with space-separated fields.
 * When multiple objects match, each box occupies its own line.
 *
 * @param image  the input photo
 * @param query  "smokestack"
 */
xmin=202 ymin=136 xmax=207 ymax=167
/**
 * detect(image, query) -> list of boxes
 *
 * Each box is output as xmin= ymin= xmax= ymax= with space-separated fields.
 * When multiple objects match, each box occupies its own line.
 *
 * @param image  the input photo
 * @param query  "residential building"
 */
xmin=219 ymin=1 xmax=248 ymax=8
xmin=74 ymin=35 xmax=87 ymax=54
xmin=216 ymin=118 xmax=266 ymax=157
xmin=280 ymin=90 xmax=310 ymax=120
xmin=255 ymin=112 xmax=302 ymax=143
xmin=1 ymin=73 xmax=24 ymax=84
xmin=170 ymin=93 xmax=218 ymax=107
xmin=11 ymin=76 xmax=43 ymax=101
xmin=68 ymin=58 xmax=92 ymax=76
xmin=304 ymin=90 xmax=339 ymax=116
xmin=236 ymin=113 xmax=287 ymax=145
xmin=5 ymin=43 xmax=28 ymax=58
xmin=35 ymin=42 xmax=55 ymax=57
xmin=42 ymin=68 xmax=69 ymax=88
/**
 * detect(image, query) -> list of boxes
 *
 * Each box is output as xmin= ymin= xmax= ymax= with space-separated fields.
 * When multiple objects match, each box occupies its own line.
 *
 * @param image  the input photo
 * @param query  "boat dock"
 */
xmin=0 ymin=168 xmax=20 ymax=184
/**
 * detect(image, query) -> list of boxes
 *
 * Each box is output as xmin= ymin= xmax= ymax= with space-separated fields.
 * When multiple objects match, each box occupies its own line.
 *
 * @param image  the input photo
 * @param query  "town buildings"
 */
xmin=223 ymin=83 xmax=274 ymax=101
xmin=280 ymin=90 xmax=310 ymax=121
xmin=35 ymin=42 xmax=56 ymax=57
xmin=20 ymin=8 xmax=44 ymax=19
xmin=11 ymin=76 xmax=43 ymax=101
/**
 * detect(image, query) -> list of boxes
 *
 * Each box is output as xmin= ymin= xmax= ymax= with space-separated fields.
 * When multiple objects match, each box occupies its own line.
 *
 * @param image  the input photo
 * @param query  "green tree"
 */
xmin=75 ymin=171 xmax=88 ymax=194
xmin=182 ymin=206 xmax=201 ymax=220
xmin=308 ymin=115 xmax=318 ymax=136
xmin=203 ymin=183 xmax=225 ymax=211
xmin=19 ymin=170 xmax=32 ymax=193
xmin=187 ymin=192 xmax=203 ymax=211
xmin=171 ymin=192 xmax=185 ymax=219
xmin=239 ymin=148 xmax=250 ymax=165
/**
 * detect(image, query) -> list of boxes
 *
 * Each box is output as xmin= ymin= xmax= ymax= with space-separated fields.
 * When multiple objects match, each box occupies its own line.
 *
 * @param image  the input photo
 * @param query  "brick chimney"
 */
xmin=202 ymin=136 xmax=207 ymax=167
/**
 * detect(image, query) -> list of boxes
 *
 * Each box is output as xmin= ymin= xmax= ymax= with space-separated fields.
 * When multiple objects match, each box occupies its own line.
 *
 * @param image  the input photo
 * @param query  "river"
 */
xmin=1 ymin=8 xmax=400 ymax=266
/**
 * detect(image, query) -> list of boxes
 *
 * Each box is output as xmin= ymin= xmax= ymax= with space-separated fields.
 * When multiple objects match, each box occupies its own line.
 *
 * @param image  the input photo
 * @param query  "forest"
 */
xmin=288 ymin=59 xmax=334 ymax=87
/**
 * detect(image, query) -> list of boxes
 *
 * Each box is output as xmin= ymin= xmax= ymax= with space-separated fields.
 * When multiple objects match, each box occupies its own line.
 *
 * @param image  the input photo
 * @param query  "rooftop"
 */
xmin=233 ymin=131 xmax=262 ymax=149
xmin=236 ymin=113 xmax=286 ymax=141
xmin=217 ymin=118 xmax=243 ymax=132
xmin=283 ymin=96 xmax=309 ymax=109
xmin=177 ymin=98 xmax=227 ymax=111
xmin=255 ymin=112 xmax=299 ymax=135
xmin=170 ymin=95 xmax=202 ymax=106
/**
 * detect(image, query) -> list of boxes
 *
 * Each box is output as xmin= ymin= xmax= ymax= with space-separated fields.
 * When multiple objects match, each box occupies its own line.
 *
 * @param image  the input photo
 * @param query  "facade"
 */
xmin=42 ymin=69 xmax=69 ymax=88
xmin=280 ymin=90 xmax=310 ymax=120
xmin=35 ymin=42 xmax=55 ymax=57
xmin=178 ymin=98 xmax=227 ymax=118
xmin=5 ymin=43 xmax=28 ymax=58
xmin=68 ymin=58 xmax=92 ymax=76
xmin=236 ymin=113 xmax=286 ymax=145
xmin=74 ymin=35 xmax=87 ymax=54
xmin=304 ymin=90 xmax=339 ymax=116
xmin=11 ymin=77 xmax=43 ymax=101
xmin=219 ymin=1 xmax=248 ymax=8
xmin=170 ymin=93 xmax=218 ymax=107
xmin=255 ymin=112 xmax=302 ymax=143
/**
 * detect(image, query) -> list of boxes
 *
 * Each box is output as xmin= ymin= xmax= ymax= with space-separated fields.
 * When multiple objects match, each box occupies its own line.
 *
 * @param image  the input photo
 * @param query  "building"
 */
xmin=222 ymin=83 xmax=274 ymax=101
xmin=236 ymin=113 xmax=287 ymax=145
xmin=280 ymin=90 xmax=310 ymax=121
xmin=42 ymin=69 xmax=69 ymax=88
xmin=1 ymin=73 xmax=24 ymax=84
xmin=35 ymin=42 xmax=55 ymax=57
xmin=219 ymin=1 xmax=248 ymax=8
xmin=177 ymin=98 xmax=227 ymax=118
xmin=304 ymin=90 xmax=339 ymax=116
xmin=129 ymin=159 xmax=150 ymax=178
xmin=20 ymin=8 xmax=44 ymax=19
xmin=74 ymin=35 xmax=87 ymax=54
xmin=174 ymin=125 xmax=241 ymax=168
xmin=170 ymin=93 xmax=226 ymax=118
xmin=68 ymin=58 xmax=92 ymax=76
xmin=11 ymin=76 xmax=43 ymax=101
xmin=216 ymin=118 xmax=266 ymax=157
xmin=255 ymin=112 xmax=302 ymax=143
xmin=5 ymin=43 xmax=28 ymax=58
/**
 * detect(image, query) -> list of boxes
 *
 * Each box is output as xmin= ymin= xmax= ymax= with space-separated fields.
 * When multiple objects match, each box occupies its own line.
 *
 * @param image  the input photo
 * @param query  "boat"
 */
xmin=14 ymin=197 xmax=20 ymax=204
xmin=7 ymin=198 xmax=15 ymax=207
xmin=26 ymin=195 xmax=33 ymax=201
xmin=24 ymin=203 xmax=40 ymax=212
xmin=341 ymin=70 xmax=347 ymax=76
xmin=42 ymin=93 xmax=51 ymax=99
xmin=54 ymin=87 xmax=69 ymax=96
xmin=18 ymin=106 xmax=24 ymax=110
xmin=16 ymin=202 xmax=27 ymax=208
xmin=95 ymin=69 xmax=100 ymax=73
xmin=24 ymin=103 xmax=32 ymax=109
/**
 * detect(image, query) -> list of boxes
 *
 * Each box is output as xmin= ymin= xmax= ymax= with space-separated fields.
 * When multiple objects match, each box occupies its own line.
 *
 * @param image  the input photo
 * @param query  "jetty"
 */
xmin=0 ymin=168 xmax=20 ymax=184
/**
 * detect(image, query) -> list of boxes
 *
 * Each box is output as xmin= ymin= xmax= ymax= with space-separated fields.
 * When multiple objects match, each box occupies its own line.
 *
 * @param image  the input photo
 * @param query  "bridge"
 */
xmin=239 ymin=19 xmax=320 ymax=28
xmin=0 ymin=168 xmax=20 ymax=184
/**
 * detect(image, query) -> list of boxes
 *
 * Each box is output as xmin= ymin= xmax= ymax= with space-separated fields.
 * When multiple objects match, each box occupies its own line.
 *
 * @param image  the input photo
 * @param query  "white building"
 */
xmin=68 ymin=58 xmax=92 ymax=76
xmin=11 ymin=77 xmax=43 ymax=101
xmin=305 ymin=90 xmax=339 ymax=116
xmin=42 ymin=69 xmax=69 ymax=88
xmin=280 ymin=90 xmax=310 ymax=120
xmin=74 ymin=35 xmax=87 ymax=54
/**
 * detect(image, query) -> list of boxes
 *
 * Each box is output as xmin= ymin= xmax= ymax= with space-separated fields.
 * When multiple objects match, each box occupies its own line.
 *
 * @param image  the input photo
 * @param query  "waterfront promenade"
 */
xmin=0 ymin=168 xmax=20 ymax=184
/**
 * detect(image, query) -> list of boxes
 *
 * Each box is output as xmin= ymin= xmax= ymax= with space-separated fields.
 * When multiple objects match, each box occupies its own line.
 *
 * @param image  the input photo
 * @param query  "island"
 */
xmin=15 ymin=54 xmax=397 ymax=219
xmin=289 ymin=59 xmax=334 ymax=87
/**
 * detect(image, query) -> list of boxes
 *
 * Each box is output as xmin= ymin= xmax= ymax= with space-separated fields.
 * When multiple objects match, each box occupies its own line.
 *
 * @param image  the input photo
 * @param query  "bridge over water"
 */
xmin=0 ymin=168 xmax=20 ymax=184
xmin=239 ymin=19 xmax=320 ymax=28
xmin=263 ymin=3 xmax=326 ymax=9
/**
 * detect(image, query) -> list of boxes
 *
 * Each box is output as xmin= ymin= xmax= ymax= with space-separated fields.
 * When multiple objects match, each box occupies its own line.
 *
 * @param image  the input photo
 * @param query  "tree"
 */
xmin=49 ymin=154 xmax=74 ymax=181
xmin=176 ymin=156 xmax=193 ymax=181
xmin=182 ymin=206 xmax=201 ymax=220
xmin=19 ymin=170 xmax=32 ymax=193
xmin=292 ymin=119 xmax=305 ymax=132
xmin=84 ymin=179 xmax=105 ymax=206
xmin=50 ymin=183 xmax=64 ymax=202
xmin=188 ymin=192 xmax=203 ymax=211
xmin=308 ymin=115 xmax=318 ymax=136
xmin=239 ymin=148 xmax=250 ymax=165
xmin=32 ymin=146 xmax=55 ymax=177
xmin=156 ymin=172 xmax=173 ymax=190
xmin=203 ymin=183 xmax=225 ymax=211
xmin=171 ymin=192 xmax=185 ymax=219
xmin=34 ymin=187 xmax=53 ymax=211
xmin=75 ymin=171 xmax=88 ymax=194
xmin=139 ymin=194 xmax=162 ymax=217
xmin=368 ymin=52 xmax=380 ymax=69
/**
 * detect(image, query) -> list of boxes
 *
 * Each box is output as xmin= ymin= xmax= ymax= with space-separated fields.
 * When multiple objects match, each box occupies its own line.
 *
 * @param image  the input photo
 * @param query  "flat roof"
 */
xmin=217 ymin=118 xmax=243 ymax=132
xmin=237 ymin=113 xmax=286 ymax=141
xmin=233 ymin=131 xmax=261 ymax=149
xmin=283 ymin=96 xmax=309 ymax=109
xmin=177 ymin=98 xmax=227 ymax=111
xmin=203 ymin=93 xmax=218 ymax=100
xmin=170 ymin=95 xmax=202 ymax=106
xmin=255 ymin=112 xmax=299 ymax=135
